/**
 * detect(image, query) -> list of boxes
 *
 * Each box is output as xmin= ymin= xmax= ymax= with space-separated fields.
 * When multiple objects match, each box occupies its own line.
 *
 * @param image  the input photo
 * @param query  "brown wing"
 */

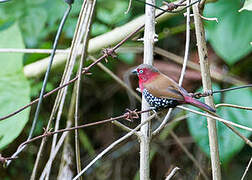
xmin=143 ymin=73 xmax=185 ymax=101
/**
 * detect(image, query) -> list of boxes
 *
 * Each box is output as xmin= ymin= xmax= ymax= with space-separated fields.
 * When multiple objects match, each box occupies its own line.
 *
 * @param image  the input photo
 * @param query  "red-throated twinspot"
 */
xmin=132 ymin=64 xmax=215 ymax=113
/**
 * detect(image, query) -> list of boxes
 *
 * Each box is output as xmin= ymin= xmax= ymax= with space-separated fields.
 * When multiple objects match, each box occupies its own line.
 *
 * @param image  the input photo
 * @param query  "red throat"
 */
xmin=138 ymin=71 xmax=159 ymax=91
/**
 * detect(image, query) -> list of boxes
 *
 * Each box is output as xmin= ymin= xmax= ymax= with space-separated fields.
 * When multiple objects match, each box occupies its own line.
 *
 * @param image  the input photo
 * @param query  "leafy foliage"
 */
xmin=0 ymin=0 xmax=82 ymax=47
xmin=96 ymin=0 xmax=130 ymax=25
xmin=0 ymin=23 xmax=30 ymax=149
xmin=204 ymin=0 xmax=252 ymax=65
xmin=187 ymin=84 xmax=252 ymax=162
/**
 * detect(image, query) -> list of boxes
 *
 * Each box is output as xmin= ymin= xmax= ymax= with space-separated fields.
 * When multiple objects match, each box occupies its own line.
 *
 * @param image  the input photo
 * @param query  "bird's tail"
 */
xmin=184 ymin=96 xmax=216 ymax=113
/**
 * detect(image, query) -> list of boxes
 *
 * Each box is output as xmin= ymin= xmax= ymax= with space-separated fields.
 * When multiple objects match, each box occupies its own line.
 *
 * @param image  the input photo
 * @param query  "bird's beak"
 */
xmin=131 ymin=68 xmax=138 ymax=75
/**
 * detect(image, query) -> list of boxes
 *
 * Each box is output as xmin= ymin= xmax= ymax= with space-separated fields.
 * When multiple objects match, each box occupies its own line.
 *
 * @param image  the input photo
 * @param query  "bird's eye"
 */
xmin=139 ymin=70 xmax=143 ymax=74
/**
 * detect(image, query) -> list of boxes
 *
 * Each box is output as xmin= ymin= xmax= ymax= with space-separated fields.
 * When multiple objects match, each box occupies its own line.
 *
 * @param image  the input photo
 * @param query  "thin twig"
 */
xmin=112 ymin=121 xmax=137 ymax=135
xmin=152 ymin=109 xmax=173 ymax=136
xmin=23 ymin=2 xmax=179 ymax=78
xmin=213 ymin=84 xmax=252 ymax=94
xmin=136 ymin=0 xmax=201 ymax=14
xmin=178 ymin=0 xmax=191 ymax=85
xmin=216 ymin=103 xmax=252 ymax=110
xmin=177 ymin=106 xmax=252 ymax=132
xmin=170 ymin=131 xmax=209 ymax=180
xmin=199 ymin=14 xmax=218 ymax=23
xmin=0 ymin=48 xmax=68 ymax=54
xmin=0 ymin=109 xmax=151 ymax=155
xmin=40 ymin=122 xmax=71 ymax=179
xmin=73 ymin=1 xmax=96 ymax=177
xmin=241 ymin=156 xmax=252 ymax=180
xmin=73 ymin=113 xmax=156 ymax=180
xmin=154 ymin=47 xmax=244 ymax=85
xmin=178 ymin=106 xmax=252 ymax=147
xmin=57 ymin=82 xmax=77 ymax=179
xmin=89 ymin=56 xmax=141 ymax=102
xmin=165 ymin=166 xmax=180 ymax=180
xmin=191 ymin=84 xmax=252 ymax=99
xmin=125 ymin=0 xmax=133 ymax=14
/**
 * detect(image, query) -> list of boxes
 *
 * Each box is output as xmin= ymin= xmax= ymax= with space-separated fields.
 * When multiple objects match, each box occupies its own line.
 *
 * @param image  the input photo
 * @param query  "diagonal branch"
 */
xmin=73 ymin=113 xmax=156 ymax=180
xmin=170 ymin=131 xmax=209 ymax=180
xmin=177 ymin=106 xmax=252 ymax=148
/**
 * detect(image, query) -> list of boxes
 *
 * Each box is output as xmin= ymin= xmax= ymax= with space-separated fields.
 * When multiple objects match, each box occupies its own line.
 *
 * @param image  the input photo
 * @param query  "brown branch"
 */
xmin=0 ymin=109 xmax=152 ymax=165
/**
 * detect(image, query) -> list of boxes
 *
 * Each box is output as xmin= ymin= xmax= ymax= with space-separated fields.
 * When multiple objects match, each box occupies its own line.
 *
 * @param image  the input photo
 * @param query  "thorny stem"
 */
xmin=135 ymin=0 xmax=201 ymax=14
xmin=0 ymin=109 xmax=152 ymax=165
xmin=73 ymin=113 xmax=157 ymax=180
xmin=191 ymin=84 xmax=252 ymax=99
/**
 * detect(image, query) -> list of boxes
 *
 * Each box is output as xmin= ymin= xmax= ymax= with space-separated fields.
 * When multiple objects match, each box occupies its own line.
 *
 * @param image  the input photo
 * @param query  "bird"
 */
xmin=132 ymin=64 xmax=216 ymax=113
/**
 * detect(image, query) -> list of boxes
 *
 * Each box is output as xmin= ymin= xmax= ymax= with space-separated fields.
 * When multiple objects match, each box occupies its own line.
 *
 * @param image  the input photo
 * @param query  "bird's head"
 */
xmin=132 ymin=64 xmax=160 ymax=90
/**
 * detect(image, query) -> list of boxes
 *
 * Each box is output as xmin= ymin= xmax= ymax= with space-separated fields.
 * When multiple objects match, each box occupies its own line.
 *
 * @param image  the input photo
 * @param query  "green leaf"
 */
xmin=187 ymin=84 xmax=252 ymax=162
xmin=19 ymin=7 xmax=47 ymax=46
xmin=118 ymin=52 xmax=136 ymax=65
xmin=97 ymin=0 xmax=130 ymax=25
xmin=239 ymin=0 xmax=252 ymax=12
xmin=91 ymin=22 xmax=110 ymax=36
xmin=0 ymin=24 xmax=23 ymax=76
xmin=26 ymin=0 xmax=47 ymax=5
xmin=0 ymin=0 xmax=68 ymax=47
xmin=0 ymin=23 xmax=30 ymax=149
xmin=204 ymin=0 xmax=252 ymax=65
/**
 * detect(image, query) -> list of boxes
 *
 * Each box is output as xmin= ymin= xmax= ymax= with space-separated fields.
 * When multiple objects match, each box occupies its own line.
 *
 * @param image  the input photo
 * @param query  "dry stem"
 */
xmin=192 ymin=1 xmax=221 ymax=179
